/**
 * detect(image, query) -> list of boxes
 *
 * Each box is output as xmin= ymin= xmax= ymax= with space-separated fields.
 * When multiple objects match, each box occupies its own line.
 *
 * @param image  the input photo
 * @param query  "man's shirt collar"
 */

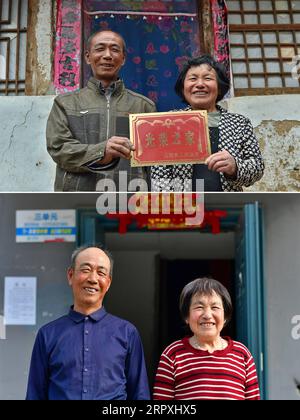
xmin=89 ymin=77 xmax=123 ymax=96
xmin=68 ymin=306 xmax=107 ymax=323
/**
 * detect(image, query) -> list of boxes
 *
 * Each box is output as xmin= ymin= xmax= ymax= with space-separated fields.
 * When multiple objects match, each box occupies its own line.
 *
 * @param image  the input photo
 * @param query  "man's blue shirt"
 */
xmin=26 ymin=307 xmax=150 ymax=400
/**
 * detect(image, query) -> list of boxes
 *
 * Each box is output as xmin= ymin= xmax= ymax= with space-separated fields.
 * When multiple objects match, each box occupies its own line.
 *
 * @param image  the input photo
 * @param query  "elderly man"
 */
xmin=26 ymin=245 xmax=150 ymax=400
xmin=47 ymin=30 xmax=156 ymax=191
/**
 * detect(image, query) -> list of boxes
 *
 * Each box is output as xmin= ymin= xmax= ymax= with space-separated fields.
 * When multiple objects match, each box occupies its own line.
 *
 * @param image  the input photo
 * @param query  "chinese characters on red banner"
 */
xmin=54 ymin=0 xmax=81 ymax=93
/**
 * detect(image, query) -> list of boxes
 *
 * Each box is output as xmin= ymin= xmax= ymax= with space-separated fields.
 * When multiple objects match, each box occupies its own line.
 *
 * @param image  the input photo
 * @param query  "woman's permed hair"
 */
xmin=175 ymin=55 xmax=230 ymax=103
xmin=179 ymin=277 xmax=233 ymax=324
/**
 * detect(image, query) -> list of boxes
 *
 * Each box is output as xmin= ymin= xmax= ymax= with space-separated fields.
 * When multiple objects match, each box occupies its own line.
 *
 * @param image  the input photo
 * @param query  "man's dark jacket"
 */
xmin=47 ymin=77 xmax=156 ymax=191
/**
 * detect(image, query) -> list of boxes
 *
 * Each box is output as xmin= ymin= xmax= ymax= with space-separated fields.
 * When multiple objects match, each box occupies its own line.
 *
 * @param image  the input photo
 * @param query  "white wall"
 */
xmin=35 ymin=0 xmax=53 ymax=86
xmin=0 ymin=97 xmax=56 ymax=191
xmin=264 ymin=195 xmax=300 ymax=400
xmin=106 ymin=231 xmax=235 ymax=259
xmin=224 ymin=96 xmax=300 ymax=192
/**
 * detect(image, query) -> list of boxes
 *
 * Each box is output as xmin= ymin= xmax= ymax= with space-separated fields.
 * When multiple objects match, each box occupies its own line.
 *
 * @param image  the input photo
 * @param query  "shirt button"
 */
xmin=85 ymin=347 xmax=89 ymax=352
xmin=85 ymin=330 xmax=89 ymax=334
xmin=83 ymin=389 xmax=88 ymax=393
xmin=85 ymin=317 xmax=88 ymax=321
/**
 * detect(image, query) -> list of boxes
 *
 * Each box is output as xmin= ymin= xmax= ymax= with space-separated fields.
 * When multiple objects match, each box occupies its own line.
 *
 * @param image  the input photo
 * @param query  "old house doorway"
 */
xmin=78 ymin=201 xmax=267 ymax=398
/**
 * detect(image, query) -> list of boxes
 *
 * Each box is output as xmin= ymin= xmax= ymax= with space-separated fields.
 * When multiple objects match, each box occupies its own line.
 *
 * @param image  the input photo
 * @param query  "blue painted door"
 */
xmin=77 ymin=211 xmax=105 ymax=246
xmin=235 ymin=202 xmax=267 ymax=399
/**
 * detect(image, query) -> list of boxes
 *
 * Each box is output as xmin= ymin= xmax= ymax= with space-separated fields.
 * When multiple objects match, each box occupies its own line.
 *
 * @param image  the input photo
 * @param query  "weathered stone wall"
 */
xmin=26 ymin=0 xmax=55 ymax=95
xmin=0 ymin=96 xmax=56 ymax=191
xmin=224 ymin=95 xmax=300 ymax=192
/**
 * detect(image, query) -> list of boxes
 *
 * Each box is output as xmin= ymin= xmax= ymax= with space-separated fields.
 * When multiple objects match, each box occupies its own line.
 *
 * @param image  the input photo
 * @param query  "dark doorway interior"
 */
xmin=157 ymin=259 xmax=235 ymax=363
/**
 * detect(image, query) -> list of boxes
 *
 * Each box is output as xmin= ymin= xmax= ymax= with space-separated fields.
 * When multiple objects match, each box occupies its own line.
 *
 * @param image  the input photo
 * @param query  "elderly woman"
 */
xmin=151 ymin=55 xmax=264 ymax=191
xmin=153 ymin=278 xmax=260 ymax=400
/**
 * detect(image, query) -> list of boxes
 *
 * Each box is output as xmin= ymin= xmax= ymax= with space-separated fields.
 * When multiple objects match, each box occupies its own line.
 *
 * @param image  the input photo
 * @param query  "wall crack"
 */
xmin=1 ymin=102 xmax=34 ymax=164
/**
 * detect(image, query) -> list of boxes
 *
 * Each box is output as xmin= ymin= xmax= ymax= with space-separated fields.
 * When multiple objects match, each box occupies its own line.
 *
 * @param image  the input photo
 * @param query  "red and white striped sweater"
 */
xmin=153 ymin=337 xmax=260 ymax=400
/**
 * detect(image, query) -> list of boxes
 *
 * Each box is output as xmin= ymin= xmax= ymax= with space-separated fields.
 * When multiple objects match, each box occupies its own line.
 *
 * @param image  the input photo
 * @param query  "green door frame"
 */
xmin=235 ymin=203 xmax=268 ymax=399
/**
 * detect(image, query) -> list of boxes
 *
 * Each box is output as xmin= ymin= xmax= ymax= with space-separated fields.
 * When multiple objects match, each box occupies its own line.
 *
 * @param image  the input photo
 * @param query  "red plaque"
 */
xmin=129 ymin=110 xmax=211 ymax=167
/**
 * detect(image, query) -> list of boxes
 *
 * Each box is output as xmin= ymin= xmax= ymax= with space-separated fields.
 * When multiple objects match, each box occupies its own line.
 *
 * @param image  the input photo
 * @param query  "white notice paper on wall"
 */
xmin=4 ymin=277 xmax=37 ymax=325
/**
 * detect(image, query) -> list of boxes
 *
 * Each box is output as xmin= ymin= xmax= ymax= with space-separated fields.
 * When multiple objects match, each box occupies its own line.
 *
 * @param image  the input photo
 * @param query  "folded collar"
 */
xmin=68 ymin=306 xmax=107 ymax=323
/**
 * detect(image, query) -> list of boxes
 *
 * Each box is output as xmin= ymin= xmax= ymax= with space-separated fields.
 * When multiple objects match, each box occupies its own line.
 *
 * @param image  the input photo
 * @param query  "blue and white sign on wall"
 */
xmin=16 ymin=210 xmax=76 ymax=243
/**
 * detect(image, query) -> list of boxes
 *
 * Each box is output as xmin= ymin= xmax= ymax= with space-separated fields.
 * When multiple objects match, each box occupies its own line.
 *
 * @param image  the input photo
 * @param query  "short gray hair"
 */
xmin=70 ymin=244 xmax=114 ymax=277
xmin=86 ymin=30 xmax=127 ymax=54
